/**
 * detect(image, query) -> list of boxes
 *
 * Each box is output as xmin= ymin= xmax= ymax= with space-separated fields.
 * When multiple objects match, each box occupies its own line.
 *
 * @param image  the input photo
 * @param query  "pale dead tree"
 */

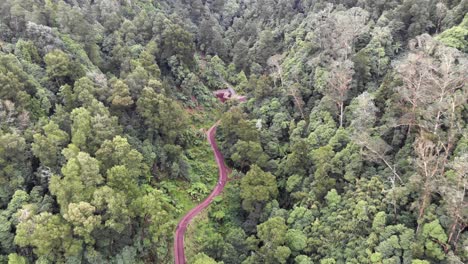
xmin=313 ymin=4 xmax=334 ymax=51
xmin=435 ymin=2 xmax=448 ymax=34
xmin=267 ymin=54 xmax=305 ymax=118
xmin=287 ymin=83 xmax=305 ymax=119
xmin=267 ymin=53 xmax=285 ymax=87
xmin=396 ymin=39 xmax=466 ymax=232
xmin=333 ymin=7 xmax=370 ymax=60
xmin=395 ymin=52 xmax=434 ymax=135
xmin=423 ymin=49 xmax=467 ymax=136
xmin=353 ymin=132 xmax=403 ymax=184
xmin=17 ymin=111 xmax=30 ymax=130
xmin=326 ymin=59 xmax=354 ymax=127
xmin=0 ymin=100 xmax=16 ymax=125
xmin=314 ymin=7 xmax=369 ymax=60
xmin=395 ymin=35 xmax=467 ymax=137
xmin=439 ymin=153 xmax=468 ymax=251
xmin=412 ymin=135 xmax=447 ymax=233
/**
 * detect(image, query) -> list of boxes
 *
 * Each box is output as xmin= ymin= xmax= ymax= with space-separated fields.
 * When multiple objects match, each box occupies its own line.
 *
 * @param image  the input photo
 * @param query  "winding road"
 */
xmin=174 ymin=123 xmax=228 ymax=264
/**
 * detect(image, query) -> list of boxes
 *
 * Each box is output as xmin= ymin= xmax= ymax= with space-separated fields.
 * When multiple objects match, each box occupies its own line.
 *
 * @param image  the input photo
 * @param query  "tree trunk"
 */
xmin=339 ymin=102 xmax=344 ymax=127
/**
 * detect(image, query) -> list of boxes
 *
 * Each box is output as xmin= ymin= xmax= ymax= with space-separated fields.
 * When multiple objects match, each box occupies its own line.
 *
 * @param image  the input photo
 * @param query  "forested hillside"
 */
xmin=0 ymin=0 xmax=467 ymax=263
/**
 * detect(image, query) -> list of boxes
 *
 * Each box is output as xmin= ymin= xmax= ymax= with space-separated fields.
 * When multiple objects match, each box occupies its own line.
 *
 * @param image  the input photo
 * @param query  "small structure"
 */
xmin=214 ymin=89 xmax=232 ymax=102
xmin=213 ymin=87 xmax=246 ymax=102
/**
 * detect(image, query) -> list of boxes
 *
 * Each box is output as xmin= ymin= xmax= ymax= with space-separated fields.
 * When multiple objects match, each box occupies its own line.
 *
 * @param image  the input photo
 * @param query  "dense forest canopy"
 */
xmin=0 ymin=0 xmax=467 ymax=263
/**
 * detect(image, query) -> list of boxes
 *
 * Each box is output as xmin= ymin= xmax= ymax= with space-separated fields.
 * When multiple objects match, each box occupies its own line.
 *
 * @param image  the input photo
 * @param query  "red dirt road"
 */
xmin=174 ymin=124 xmax=228 ymax=264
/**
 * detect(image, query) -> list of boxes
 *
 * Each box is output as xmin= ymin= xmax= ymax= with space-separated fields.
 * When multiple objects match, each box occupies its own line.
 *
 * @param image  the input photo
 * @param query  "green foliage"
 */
xmin=255 ymin=217 xmax=291 ymax=263
xmin=286 ymin=229 xmax=307 ymax=252
xmin=50 ymin=150 xmax=103 ymax=212
xmin=419 ymin=220 xmax=448 ymax=260
xmin=32 ymin=121 xmax=69 ymax=169
xmin=240 ymin=165 xmax=278 ymax=212
xmin=193 ymin=253 xmax=218 ymax=264
xmin=8 ymin=253 xmax=27 ymax=264
xmin=44 ymin=49 xmax=83 ymax=84
xmin=437 ymin=14 xmax=468 ymax=52
xmin=70 ymin=107 xmax=91 ymax=150
xmin=137 ymin=87 xmax=189 ymax=143
xmin=14 ymin=212 xmax=80 ymax=262
xmin=1 ymin=0 xmax=467 ymax=263
xmin=0 ymin=132 xmax=30 ymax=207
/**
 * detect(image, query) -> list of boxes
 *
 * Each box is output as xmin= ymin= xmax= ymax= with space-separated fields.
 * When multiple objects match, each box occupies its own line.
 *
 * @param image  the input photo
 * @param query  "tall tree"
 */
xmin=240 ymin=165 xmax=278 ymax=212
xmin=325 ymin=60 xmax=354 ymax=127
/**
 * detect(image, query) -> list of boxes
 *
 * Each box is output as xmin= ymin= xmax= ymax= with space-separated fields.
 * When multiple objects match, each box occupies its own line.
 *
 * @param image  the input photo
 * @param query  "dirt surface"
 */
xmin=174 ymin=124 xmax=228 ymax=264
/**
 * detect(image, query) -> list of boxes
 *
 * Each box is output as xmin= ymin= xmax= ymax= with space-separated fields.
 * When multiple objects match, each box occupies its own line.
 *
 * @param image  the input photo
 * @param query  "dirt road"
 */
xmin=174 ymin=124 xmax=228 ymax=264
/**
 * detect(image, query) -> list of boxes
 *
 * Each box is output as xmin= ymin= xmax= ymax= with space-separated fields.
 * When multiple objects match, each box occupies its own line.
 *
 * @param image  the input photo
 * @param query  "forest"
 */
xmin=0 ymin=0 xmax=467 ymax=263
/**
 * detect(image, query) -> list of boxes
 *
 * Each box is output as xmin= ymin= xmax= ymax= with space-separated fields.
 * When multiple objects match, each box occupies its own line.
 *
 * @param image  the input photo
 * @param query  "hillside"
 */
xmin=0 ymin=0 xmax=467 ymax=263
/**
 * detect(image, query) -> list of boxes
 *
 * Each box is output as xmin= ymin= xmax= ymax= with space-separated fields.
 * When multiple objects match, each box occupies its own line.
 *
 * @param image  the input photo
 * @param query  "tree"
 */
xmin=440 ymin=153 xmax=468 ymax=249
xmin=350 ymin=93 xmax=402 ymax=216
xmin=0 ymin=132 xmax=30 ymax=207
xmin=250 ymin=30 xmax=276 ymax=66
xmin=395 ymin=35 xmax=467 ymax=136
xmin=332 ymin=8 xmax=370 ymax=59
xmin=412 ymin=136 xmax=446 ymax=232
xmin=160 ymin=23 xmax=195 ymax=66
xmin=125 ymin=65 xmax=149 ymax=100
xmin=418 ymin=220 xmax=449 ymax=260
xmin=295 ymin=255 xmax=313 ymax=264
xmin=286 ymin=229 xmax=307 ymax=253
xmin=70 ymin=107 xmax=91 ymax=151
xmin=310 ymin=145 xmax=336 ymax=200
xmin=108 ymin=79 xmax=133 ymax=108
xmin=437 ymin=15 xmax=468 ymax=52
xmin=230 ymin=140 xmax=268 ymax=171
xmin=91 ymin=186 xmax=131 ymax=233
xmin=95 ymin=136 xmax=145 ymax=177
xmin=106 ymin=165 xmax=139 ymax=199
xmin=63 ymin=202 xmax=101 ymax=244
xmin=232 ymin=38 xmax=250 ymax=72
xmin=14 ymin=212 xmax=80 ymax=262
xmin=50 ymin=150 xmax=103 ymax=212
xmin=45 ymin=50 xmax=82 ymax=85
xmin=373 ymin=224 xmax=415 ymax=263
xmin=324 ymin=60 xmax=354 ymax=127
xmin=137 ymin=87 xmax=189 ymax=143
xmin=193 ymin=253 xmax=218 ymax=264
xmin=8 ymin=253 xmax=27 ymax=264
xmin=138 ymin=42 xmax=161 ymax=78
xmin=32 ymin=121 xmax=69 ymax=170
xmin=315 ymin=7 xmax=369 ymax=59
xmin=255 ymin=217 xmax=291 ymax=263
xmin=130 ymin=188 xmax=174 ymax=261
xmin=240 ymin=165 xmax=278 ymax=212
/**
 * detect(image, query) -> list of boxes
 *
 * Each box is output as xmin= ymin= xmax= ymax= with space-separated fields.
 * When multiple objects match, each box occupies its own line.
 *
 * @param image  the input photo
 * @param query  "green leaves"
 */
xmin=44 ymin=50 xmax=83 ymax=84
xmin=70 ymin=107 xmax=91 ymax=150
xmin=50 ymin=150 xmax=103 ymax=212
xmin=231 ymin=140 xmax=268 ymax=170
xmin=240 ymin=165 xmax=278 ymax=212
xmin=32 ymin=121 xmax=69 ymax=169
xmin=95 ymin=136 xmax=145 ymax=177
xmin=255 ymin=217 xmax=291 ymax=263
xmin=420 ymin=220 xmax=448 ymax=260
xmin=0 ymin=132 xmax=30 ymax=207
xmin=63 ymin=202 xmax=101 ymax=244
xmin=286 ymin=229 xmax=307 ymax=252
xmin=137 ymin=87 xmax=189 ymax=143
xmin=14 ymin=212 xmax=79 ymax=261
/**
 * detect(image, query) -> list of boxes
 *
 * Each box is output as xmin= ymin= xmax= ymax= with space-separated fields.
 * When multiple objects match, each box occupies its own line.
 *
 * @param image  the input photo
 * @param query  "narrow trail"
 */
xmin=174 ymin=123 xmax=228 ymax=264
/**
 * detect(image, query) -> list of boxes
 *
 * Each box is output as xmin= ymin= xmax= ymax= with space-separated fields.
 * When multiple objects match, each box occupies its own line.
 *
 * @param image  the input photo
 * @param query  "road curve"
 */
xmin=174 ymin=123 xmax=228 ymax=264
